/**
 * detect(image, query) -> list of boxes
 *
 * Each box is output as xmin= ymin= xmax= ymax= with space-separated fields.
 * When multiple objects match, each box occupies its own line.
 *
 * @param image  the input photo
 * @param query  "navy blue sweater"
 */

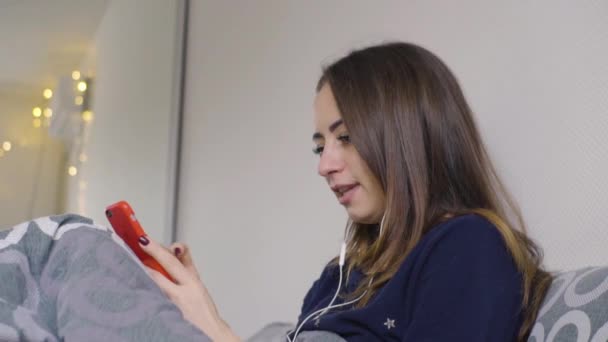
xmin=291 ymin=214 xmax=523 ymax=341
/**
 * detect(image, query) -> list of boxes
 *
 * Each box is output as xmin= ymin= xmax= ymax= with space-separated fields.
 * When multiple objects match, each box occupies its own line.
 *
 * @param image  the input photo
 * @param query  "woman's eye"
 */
xmin=312 ymin=146 xmax=324 ymax=155
xmin=337 ymin=134 xmax=350 ymax=143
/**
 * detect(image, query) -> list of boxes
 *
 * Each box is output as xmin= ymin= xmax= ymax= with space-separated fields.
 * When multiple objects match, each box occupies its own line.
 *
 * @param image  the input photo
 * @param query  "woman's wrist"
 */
xmin=209 ymin=319 xmax=240 ymax=342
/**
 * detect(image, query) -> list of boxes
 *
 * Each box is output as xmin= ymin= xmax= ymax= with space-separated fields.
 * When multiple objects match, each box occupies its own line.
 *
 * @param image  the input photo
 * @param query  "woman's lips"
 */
xmin=334 ymin=184 xmax=359 ymax=205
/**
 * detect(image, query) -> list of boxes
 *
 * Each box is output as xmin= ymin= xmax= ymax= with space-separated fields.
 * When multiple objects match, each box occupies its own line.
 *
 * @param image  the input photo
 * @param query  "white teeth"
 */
xmin=337 ymin=187 xmax=350 ymax=195
xmin=334 ymin=184 xmax=356 ymax=196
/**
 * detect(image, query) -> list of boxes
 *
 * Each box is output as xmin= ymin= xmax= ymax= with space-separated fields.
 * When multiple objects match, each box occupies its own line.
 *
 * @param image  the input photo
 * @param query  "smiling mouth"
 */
xmin=335 ymin=184 xmax=357 ymax=195
xmin=332 ymin=183 xmax=359 ymax=204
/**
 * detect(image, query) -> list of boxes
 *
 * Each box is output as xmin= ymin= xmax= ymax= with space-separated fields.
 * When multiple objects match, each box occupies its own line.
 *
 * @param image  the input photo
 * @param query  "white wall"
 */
xmin=179 ymin=0 xmax=608 ymax=337
xmin=65 ymin=0 xmax=183 ymax=242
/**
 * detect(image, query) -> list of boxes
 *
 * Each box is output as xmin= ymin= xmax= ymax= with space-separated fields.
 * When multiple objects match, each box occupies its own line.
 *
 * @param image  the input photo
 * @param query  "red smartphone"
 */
xmin=105 ymin=200 xmax=173 ymax=281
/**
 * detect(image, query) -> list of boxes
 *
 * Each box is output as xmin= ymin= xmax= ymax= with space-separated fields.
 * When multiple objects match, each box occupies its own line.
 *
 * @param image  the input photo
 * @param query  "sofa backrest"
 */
xmin=528 ymin=266 xmax=608 ymax=341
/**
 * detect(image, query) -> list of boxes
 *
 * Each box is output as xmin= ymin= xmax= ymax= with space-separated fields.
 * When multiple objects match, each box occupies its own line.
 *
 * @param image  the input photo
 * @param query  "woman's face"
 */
xmin=313 ymin=83 xmax=386 ymax=224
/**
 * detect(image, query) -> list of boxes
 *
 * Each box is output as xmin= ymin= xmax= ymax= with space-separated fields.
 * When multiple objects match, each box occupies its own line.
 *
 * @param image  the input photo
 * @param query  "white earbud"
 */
xmin=339 ymin=241 xmax=347 ymax=266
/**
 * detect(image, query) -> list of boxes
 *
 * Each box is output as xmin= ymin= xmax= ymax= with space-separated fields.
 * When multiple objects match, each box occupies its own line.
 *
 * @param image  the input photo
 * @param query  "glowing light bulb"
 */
xmin=33 ymin=107 xmax=42 ymax=118
xmin=43 ymin=108 xmax=53 ymax=118
xmin=68 ymin=166 xmax=78 ymax=176
xmin=2 ymin=141 xmax=11 ymax=151
xmin=82 ymin=110 xmax=94 ymax=122
xmin=43 ymin=88 xmax=53 ymax=99
xmin=72 ymin=70 xmax=81 ymax=80
xmin=77 ymin=81 xmax=87 ymax=92
xmin=75 ymin=96 xmax=84 ymax=105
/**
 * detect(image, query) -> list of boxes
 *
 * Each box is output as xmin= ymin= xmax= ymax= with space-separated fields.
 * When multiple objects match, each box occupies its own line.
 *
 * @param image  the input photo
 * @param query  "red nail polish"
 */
xmin=138 ymin=236 xmax=149 ymax=246
xmin=174 ymin=247 xmax=181 ymax=256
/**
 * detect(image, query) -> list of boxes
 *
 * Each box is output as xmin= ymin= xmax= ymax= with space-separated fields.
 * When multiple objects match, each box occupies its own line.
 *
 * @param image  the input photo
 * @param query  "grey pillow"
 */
xmin=0 ymin=214 xmax=210 ymax=341
xmin=528 ymin=266 xmax=608 ymax=341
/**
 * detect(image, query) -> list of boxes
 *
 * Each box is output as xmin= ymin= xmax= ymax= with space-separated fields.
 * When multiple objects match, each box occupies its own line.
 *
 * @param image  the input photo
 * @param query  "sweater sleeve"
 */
xmin=403 ymin=218 xmax=523 ymax=341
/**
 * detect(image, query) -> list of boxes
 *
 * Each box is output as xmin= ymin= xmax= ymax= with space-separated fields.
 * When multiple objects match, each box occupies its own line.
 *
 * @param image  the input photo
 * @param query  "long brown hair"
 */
xmin=317 ymin=42 xmax=552 ymax=341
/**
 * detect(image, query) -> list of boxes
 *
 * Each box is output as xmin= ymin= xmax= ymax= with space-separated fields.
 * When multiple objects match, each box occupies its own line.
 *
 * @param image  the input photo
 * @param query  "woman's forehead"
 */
xmin=314 ymin=84 xmax=342 ymax=128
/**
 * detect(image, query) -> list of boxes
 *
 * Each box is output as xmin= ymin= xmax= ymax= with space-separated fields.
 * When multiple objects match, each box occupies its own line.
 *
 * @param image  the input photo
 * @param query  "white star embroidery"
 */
xmin=384 ymin=318 xmax=396 ymax=330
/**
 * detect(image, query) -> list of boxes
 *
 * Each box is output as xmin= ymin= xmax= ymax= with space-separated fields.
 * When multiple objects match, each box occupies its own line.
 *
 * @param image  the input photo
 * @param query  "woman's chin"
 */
xmin=346 ymin=208 xmax=378 ymax=225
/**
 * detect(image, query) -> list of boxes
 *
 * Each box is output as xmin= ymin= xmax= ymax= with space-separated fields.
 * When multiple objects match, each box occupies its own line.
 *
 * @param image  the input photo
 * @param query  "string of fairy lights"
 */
xmin=0 ymin=70 xmax=94 ymax=178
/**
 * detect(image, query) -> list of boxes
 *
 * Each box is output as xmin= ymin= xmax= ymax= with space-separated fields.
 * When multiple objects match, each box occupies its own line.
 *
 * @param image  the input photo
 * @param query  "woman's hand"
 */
xmin=138 ymin=236 xmax=240 ymax=342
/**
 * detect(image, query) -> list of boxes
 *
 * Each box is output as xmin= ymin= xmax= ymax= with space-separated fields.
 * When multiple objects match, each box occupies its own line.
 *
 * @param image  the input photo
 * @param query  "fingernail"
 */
xmin=138 ymin=236 xmax=149 ymax=246
xmin=174 ymin=247 xmax=181 ymax=256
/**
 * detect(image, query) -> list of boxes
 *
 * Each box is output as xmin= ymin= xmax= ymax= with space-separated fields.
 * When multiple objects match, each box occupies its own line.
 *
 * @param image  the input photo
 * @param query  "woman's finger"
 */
xmin=170 ymin=242 xmax=201 ymax=279
xmin=139 ymin=236 xmax=192 ymax=284
xmin=169 ymin=242 xmax=187 ymax=258
xmin=146 ymin=266 xmax=177 ymax=297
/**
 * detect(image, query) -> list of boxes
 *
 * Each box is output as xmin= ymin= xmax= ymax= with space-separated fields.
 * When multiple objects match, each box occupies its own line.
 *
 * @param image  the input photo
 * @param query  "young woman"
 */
xmin=140 ymin=41 xmax=552 ymax=341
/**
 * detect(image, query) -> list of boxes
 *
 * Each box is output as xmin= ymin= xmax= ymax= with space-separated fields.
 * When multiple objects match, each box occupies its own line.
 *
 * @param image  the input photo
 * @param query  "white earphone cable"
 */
xmin=287 ymin=216 xmax=384 ymax=342
xmin=287 ymin=242 xmax=352 ymax=342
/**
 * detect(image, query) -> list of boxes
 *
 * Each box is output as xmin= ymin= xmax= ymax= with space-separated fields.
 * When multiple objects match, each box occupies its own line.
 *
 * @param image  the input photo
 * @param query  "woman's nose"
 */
xmin=317 ymin=144 xmax=344 ymax=177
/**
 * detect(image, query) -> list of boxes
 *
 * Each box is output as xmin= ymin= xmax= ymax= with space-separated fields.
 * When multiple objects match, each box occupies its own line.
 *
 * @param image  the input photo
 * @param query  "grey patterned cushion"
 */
xmin=529 ymin=266 xmax=608 ymax=341
xmin=0 ymin=214 xmax=210 ymax=341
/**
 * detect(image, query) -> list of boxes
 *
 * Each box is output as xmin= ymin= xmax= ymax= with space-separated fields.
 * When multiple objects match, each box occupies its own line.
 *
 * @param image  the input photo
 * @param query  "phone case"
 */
xmin=105 ymin=201 xmax=173 ymax=281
